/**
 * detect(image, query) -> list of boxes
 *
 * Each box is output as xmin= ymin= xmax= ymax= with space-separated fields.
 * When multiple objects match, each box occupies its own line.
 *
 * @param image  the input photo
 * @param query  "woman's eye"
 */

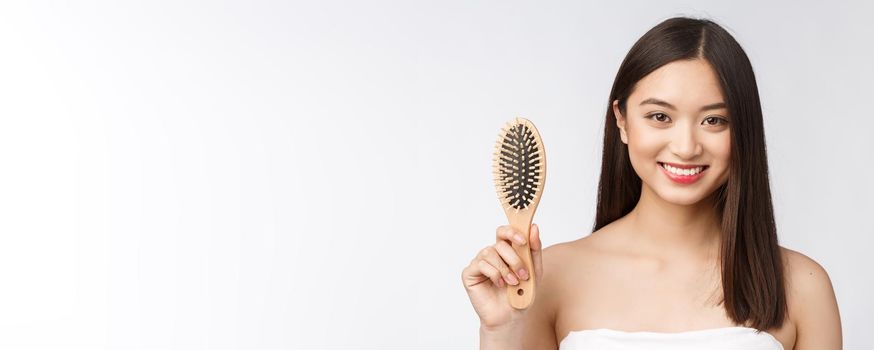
xmin=647 ymin=113 xmax=670 ymax=123
xmin=703 ymin=116 xmax=729 ymax=126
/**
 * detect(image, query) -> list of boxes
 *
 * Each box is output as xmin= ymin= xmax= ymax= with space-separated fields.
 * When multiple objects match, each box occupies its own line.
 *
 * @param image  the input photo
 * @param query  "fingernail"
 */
xmin=518 ymin=268 xmax=529 ymax=280
xmin=506 ymin=273 xmax=519 ymax=285
xmin=514 ymin=234 xmax=526 ymax=244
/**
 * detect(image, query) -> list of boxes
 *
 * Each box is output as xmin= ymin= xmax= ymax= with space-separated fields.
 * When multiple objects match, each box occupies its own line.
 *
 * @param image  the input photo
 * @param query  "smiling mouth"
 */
xmin=658 ymin=162 xmax=709 ymax=176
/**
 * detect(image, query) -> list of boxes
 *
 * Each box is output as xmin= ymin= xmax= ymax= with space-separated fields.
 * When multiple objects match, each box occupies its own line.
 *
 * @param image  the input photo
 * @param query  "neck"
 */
xmin=624 ymin=183 xmax=722 ymax=261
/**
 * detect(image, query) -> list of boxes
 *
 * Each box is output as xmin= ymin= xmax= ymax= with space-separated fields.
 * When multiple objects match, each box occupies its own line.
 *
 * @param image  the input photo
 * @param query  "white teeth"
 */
xmin=661 ymin=163 xmax=704 ymax=176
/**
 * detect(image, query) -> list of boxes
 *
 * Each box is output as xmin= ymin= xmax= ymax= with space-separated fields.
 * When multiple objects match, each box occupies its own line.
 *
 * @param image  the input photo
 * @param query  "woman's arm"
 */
xmin=785 ymin=248 xmax=842 ymax=350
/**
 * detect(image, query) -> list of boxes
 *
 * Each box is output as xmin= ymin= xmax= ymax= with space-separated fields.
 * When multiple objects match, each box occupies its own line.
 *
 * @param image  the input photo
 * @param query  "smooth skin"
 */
xmin=462 ymin=59 xmax=842 ymax=350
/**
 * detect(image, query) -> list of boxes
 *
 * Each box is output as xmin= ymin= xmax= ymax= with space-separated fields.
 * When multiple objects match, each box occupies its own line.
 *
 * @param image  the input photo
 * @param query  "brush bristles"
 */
xmin=492 ymin=120 xmax=543 ymax=210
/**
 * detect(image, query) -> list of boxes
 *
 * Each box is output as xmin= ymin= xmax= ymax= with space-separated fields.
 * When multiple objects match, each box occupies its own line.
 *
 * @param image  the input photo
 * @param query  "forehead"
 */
xmin=629 ymin=59 xmax=725 ymax=108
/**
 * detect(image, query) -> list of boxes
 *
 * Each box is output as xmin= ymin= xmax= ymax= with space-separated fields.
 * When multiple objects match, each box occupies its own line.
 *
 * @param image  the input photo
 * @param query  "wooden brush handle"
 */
xmin=506 ymin=216 xmax=535 ymax=309
xmin=492 ymin=117 xmax=545 ymax=310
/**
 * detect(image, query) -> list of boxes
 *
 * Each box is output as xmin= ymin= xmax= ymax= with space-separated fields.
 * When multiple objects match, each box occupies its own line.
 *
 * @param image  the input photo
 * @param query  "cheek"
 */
xmin=706 ymin=132 xmax=732 ymax=185
xmin=625 ymin=128 xmax=664 ymax=169
xmin=711 ymin=132 xmax=731 ymax=164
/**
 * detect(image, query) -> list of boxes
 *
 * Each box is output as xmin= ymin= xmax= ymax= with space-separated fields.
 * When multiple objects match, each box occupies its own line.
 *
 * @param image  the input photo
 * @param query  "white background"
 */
xmin=0 ymin=1 xmax=871 ymax=349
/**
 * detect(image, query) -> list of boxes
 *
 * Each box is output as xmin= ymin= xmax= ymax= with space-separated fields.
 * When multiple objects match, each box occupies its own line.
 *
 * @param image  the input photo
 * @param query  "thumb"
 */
xmin=530 ymin=223 xmax=543 ymax=280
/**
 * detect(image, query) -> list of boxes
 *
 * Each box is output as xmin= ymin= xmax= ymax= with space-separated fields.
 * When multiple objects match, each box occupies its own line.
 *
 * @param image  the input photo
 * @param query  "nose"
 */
xmin=669 ymin=125 xmax=703 ymax=160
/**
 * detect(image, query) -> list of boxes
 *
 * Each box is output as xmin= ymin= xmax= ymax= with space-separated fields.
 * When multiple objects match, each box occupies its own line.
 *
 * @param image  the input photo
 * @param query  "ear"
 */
xmin=613 ymin=99 xmax=628 ymax=145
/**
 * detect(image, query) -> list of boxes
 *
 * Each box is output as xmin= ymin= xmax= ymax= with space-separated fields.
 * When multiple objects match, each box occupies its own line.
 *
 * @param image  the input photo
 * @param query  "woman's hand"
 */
xmin=461 ymin=223 xmax=543 ymax=331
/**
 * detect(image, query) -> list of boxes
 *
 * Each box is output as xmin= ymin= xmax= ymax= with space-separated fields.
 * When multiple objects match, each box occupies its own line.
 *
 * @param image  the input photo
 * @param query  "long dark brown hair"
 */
xmin=593 ymin=16 xmax=786 ymax=331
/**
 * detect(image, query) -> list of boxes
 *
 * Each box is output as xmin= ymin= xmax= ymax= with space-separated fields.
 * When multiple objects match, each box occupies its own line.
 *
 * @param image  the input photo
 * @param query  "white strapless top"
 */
xmin=559 ymin=326 xmax=784 ymax=350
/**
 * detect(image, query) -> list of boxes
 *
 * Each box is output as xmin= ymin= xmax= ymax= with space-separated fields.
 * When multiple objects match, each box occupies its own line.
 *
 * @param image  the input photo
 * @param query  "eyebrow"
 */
xmin=639 ymin=97 xmax=726 ymax=112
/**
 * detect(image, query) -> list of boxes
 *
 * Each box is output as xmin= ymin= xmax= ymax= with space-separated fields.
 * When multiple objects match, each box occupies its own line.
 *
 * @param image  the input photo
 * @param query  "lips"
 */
xmin=658 ymin=162 xmax=708 ymax=184
xmin=659 ymin=162 xmax=709 ymax=170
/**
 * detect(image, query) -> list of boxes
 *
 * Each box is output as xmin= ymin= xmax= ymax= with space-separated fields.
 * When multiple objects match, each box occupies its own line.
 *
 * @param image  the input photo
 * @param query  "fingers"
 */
xmin=495 ymin=240 xmax=529 ymax=282
xmin=478 ymin=246 xmax=522 ymax=286
xmin=466 ymin=251 xmax=506 ymax=288
xmin=494 ymin=224 xmax=536 ymax=281
xmin=462 ymin=254 xmax=505 ymax=288
xmin=495 ymin=225 xmax=527 ymax=245
xmin=476 ymin=259 xmax=505 ymax=288
xmin=530 ymin=223 xmax=543 ymax=280
xmin=468 ymin=224 xmax=540 ymax=292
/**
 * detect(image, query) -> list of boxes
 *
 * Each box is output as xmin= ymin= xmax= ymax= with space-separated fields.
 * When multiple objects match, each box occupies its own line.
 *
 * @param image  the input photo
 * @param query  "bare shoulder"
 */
xmin=781 ymin=246 xmax=837 ymax=301
xmin=780 ymin=246 xmax=842 ymax=349
xmin=538 ymin=238 xmax=587 ymax=296
xmin=542 ymin=236 xmax=591 ymax=267
xmin=541 ymin=233 xmax=602 ymax=279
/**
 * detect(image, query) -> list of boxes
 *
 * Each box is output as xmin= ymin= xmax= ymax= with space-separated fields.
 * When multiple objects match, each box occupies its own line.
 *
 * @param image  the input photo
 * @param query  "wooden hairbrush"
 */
xmin=492 ymin=117 xmax=546 ymax=309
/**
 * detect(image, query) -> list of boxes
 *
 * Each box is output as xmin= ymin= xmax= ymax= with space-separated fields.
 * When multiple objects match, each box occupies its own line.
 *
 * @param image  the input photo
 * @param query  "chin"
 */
xmin=653 ymin=188 xmax=710 ymax=206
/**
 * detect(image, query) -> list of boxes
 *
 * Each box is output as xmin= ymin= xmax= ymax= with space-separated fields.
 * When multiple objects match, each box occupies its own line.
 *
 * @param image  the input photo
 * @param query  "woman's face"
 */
xmin=613 ymin=59 xmax=731 ymax=206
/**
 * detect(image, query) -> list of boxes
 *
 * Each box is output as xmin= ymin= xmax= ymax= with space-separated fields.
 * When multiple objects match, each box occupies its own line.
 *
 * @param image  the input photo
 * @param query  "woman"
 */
xmin=461 ymin=16 xmax=842 ymax=349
